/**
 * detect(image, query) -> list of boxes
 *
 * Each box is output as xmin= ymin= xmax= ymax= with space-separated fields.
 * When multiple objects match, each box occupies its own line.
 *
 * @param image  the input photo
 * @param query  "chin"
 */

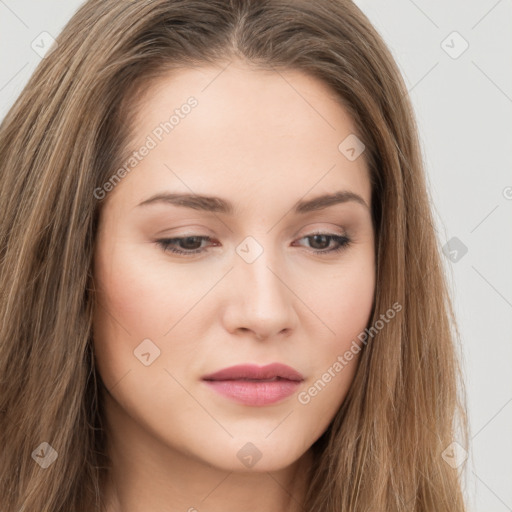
xmin=194 ymin=437 xmax=310 ymax=474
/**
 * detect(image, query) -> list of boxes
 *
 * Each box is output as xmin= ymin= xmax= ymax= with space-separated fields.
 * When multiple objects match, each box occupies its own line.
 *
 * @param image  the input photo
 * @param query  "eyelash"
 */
xmin=155 ymin=233 xmax=351 ymax=257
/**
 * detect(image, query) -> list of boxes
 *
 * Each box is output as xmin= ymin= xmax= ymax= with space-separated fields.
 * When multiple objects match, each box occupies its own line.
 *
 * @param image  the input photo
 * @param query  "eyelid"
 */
xmin=155 ymin=229 xmax=352 ymax=257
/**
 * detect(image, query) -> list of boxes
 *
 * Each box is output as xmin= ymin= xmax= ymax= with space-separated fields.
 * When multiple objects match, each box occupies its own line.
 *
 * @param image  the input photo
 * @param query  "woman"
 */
xmin=0 ymin=0 xmax=468 ymax=510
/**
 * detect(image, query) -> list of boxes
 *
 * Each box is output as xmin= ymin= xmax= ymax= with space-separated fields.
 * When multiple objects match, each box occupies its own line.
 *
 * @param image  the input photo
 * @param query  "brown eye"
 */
xmin=156 ymin=236 xmax=213 ymax=256
xmin=308 ymin=234 xmax=332 ymax=250
xmin=176 ymin=236 xmax=204 ymax=250
xmin=295 ymin=233 xmax=351 ymax=254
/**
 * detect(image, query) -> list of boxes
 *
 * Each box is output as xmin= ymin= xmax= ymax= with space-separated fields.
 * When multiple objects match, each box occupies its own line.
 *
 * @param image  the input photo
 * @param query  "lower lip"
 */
xmin=203 ymin=379 xmax=302 ymax=406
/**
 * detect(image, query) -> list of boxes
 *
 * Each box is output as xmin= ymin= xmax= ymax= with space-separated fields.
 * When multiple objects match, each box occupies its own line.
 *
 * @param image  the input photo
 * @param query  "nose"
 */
xmin=222 ymin=248 xmax=298 ymax=341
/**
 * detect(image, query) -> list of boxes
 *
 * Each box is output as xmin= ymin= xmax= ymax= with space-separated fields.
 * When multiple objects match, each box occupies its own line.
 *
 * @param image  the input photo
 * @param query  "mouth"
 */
xmin=201 ymin=362 xmax=304 ymax=382
xmin=220 ymin=376 xmax=286 ymax=382
xmin=201 ymin=363 xmax=304 ymax=406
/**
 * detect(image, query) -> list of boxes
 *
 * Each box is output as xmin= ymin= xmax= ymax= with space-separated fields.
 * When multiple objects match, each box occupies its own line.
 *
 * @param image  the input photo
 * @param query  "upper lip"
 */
xmin=202 ymin=363 xmax=304 ymax=382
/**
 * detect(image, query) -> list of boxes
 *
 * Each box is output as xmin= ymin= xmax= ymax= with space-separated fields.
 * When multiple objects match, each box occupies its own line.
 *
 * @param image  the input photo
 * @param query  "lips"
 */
xmin=201 ymin=363 xmax=304 ymax=406
xmin=201 ymin=363 xmax=304 ymax=382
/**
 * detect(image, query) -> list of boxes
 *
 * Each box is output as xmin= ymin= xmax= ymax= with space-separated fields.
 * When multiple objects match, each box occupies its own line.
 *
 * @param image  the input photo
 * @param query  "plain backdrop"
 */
xmin=1 ymin=1 xmax=511 ymax=510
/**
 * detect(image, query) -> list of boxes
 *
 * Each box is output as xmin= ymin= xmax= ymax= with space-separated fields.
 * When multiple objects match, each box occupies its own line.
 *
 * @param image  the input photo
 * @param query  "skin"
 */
xmin=93 ymin=59 xmax=375 ymax=512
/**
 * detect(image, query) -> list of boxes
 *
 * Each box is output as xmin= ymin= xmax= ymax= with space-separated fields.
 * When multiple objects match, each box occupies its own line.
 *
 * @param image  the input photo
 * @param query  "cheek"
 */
xmin=296 ymin=253 xmax=375 ymax=415
xmin=93 ymin=240 xmax=202 ymax=337
xmin=92 ymin=240 xmax=214 ymax=387
xmin=309 ymin=253 xmax=375 ymax=345
xmin=92 ymin=242 xmax=168 ymax=387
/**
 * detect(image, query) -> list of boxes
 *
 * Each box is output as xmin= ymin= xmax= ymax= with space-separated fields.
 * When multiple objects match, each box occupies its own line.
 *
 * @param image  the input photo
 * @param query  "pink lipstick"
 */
xmin=202 ymin=363 xmax=304 ymax=406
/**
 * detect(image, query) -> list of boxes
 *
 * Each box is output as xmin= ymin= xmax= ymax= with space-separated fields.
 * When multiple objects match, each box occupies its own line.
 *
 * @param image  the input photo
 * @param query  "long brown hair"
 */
xmin=0 ymin=0 xmax=468 ymax=510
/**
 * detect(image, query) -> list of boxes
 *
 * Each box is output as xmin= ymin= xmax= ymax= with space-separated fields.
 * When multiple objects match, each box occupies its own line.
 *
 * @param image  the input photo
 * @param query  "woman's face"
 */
xmin=93 ymin=61 xmax=375 ymax=473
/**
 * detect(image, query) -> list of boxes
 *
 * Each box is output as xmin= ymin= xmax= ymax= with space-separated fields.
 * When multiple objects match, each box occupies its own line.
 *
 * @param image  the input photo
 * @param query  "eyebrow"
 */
xmin=137 ymin=190 xmax=370 ymax=214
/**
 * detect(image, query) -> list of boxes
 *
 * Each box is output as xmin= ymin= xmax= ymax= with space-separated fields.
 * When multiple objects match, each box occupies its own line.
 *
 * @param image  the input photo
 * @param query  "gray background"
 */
xmin=1 ymin=1 xmax=511 ymax=510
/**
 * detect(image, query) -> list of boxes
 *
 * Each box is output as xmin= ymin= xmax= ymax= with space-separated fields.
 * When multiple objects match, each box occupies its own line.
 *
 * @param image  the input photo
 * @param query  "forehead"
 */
xmin=109 ymin=61 xmax=371 ymax=212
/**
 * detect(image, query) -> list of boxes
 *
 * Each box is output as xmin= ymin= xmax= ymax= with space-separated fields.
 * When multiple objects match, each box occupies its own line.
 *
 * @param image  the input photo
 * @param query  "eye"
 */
xmin=155 ymin=232 xmax=351 ymax=257
xmin=156 ymin=236 xmax=215 ymax=256
xmin=293 ymin=233 xmax=351 ymax=254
